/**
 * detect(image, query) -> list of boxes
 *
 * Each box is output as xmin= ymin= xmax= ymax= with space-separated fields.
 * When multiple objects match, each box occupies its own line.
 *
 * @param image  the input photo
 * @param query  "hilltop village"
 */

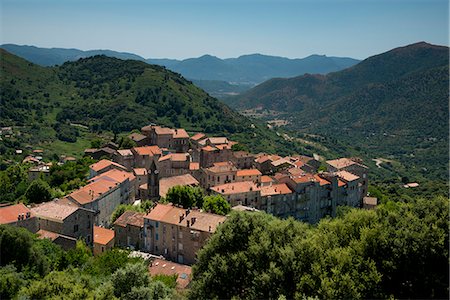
xmin=0 ymin=124 xmax=375 ymax=286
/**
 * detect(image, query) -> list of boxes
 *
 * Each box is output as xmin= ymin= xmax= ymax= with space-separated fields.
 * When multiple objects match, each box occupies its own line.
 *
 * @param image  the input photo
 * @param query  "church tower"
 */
xmin=148 ymin=159 xmax=159 ymax=198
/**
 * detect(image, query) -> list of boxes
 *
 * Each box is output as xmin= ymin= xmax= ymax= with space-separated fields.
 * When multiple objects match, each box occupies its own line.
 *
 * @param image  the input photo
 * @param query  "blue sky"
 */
xmin=1 ymin=0 xmax=448 ymax=59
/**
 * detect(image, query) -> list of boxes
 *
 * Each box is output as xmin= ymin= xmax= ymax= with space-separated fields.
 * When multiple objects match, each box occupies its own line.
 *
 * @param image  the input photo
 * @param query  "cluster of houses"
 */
xmin=0 ymin=124 xmax=376 ymax=289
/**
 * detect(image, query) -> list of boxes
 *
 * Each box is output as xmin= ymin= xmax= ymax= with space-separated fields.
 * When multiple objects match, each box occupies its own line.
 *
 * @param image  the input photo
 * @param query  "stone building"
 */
xmin=114 ymin=211 xmax=145 ymax=250
xmin=143 ymin=204 xmax=226 ymax=265
xmin=0 ymin=203 xmax=39 ymax=233
xmin=93 ymin=226 xmax=115 ymax=255
xmin=201 ymin=161 xmax=237 ymax=189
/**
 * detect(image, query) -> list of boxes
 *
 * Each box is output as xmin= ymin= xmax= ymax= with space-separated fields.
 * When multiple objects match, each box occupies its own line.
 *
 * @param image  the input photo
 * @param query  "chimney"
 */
xmin=187 ymin=220 xmax=190 ymax=227
xmin=191 ymin=217 xmax=196 ymax=225
xmin=179 ymin=214 xmax=184 ymax=223
xmin=186 ymin=209 xmax=190 ymax=216
xmin=209 ymin=225 xmax=211 ymax=232
xmin=17 ymin=214 xmax=21 ymax=221
xmin=26 ymin=212 xmax=30 ymax=219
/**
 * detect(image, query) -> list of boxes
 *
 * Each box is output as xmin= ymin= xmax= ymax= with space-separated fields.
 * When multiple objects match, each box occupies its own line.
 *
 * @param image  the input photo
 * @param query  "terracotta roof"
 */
xmin=208 ymin=137 xmax=228 ymax=145
xmin=90 ymin=169 xmax=135 ymax=184
xmin=31 ymin=201 xmax=78 ymax=221
xmin=256 ymin=154 xmax=281 ymax=164
xmin=326 ymin=158 xmax=368 ymax=170
xmin=335 ymin=170 xmax=360 ymax=182
xmin=145 ymin=204 xmax=226 ymax=233
xmin=133 ymin=146 xmax=162 ymax=156
xmin=206 ymin=162 xmax=237 ymax=173
xmin=154 ymin=126 xmax=174 ymax=135
xmin=94 ymin=226 xmax=115 ymax=245
xmin=90 ymin=159 xmax=127 ymax=172
xmin=216 ymin=144 xmax=232 ymax=150
xmin=260 ymin=183 xmax=293 ymax=196
xmin=37 ymin=229 xmax=60 ymax=241
xmin=271 ymin=158 xmax=294 ymax=167
xmin=210 ymin=181 xmax=259 ymax=195
xmin=314 ymin=174 xmax=331 ymax=186
xmin=159 ymin=153 xmax=189 ymax=162
xmin=66 ymin=179 xmax=117 ymax=205
xmin=114 ymin=211 xmax=145 ymax=228
xmin=260 ymin=175 xmax=274 ymax=183
xmin=116 ymin=149 xmax=133 ymax=156
xmin=173 ymin=129 xmax=189 ymax=138
xmin=149 ymin=258 xmax=192 ymax=289
xmin=288 ymin=167 xmax=305 ymax=176
xmin=133 ymin=168 xmax=147 ymax=176
xmin=291 ymin=173 xmax=316 ymax=184
xmin=0 ymin=203 xmax=33 ymax=224
xmin=190 ymin=133 xmax=206 ymax=141
xmin=236 ymin=169 xmax=262 ymax=177
xmin=129 ymin=132 xmax=148 ymax=142
xmin=338 ymin=179 xmax=346 ymax=187
xmin=159 ymin=174 xmax=199 ymax=197
xmin=201 ymin=145 xmax=217 ymax=152
xmin=189 ymin=162 xmax=200 ymax=170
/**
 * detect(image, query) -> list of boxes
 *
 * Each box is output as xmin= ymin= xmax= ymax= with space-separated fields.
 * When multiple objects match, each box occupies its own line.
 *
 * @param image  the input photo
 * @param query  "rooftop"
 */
xmin=37 ymin=229 xmax=60 ymax=241
xmin=159 ymin=153 xmax=189 ymax=162
xmin=326 ymin=158 xmax=368 ymax=170
xmin=335 ymin=170 xmax=360 ymax=182
xmin=116 ymin=149 xmax=133 ymax=157
xmin=236 ymin=169 xmax=262 ymax=177
xmin=133 ymin=168 xmax=147 ymax=176
xmin=66 ymin=179 xmax=117 ymax=205
xmin=89 ymin=169 xmax=135 ymax=184
xmin=149 ymin=258 xmax=192 ymax=289
xmin=0 ymin=203 xmax=33 ymax=224
xmin=145 ymin=204 xmax=226 ymax=233
xmin=210 ymin=181 xmax=259 ymax=195
xmin=154 ymin=126 xmax=175 ymax=135
xmin=201 ymin=145 xmax=217 ymax=152
xmin=133 ymin=145 xmax=162 ymax=156
xmin=94 ymin=226 xmax=115 ymax=245
xmin=206 ymin=161 xmax=237 ymax=173
xmin=31 ymin=200 xmax=79 ymax=222
xmin=114 ymin=211 xmax=145 ymax=228
xmin=159 ymin=174 xmax=199 ymax=198
xmin=90 ymin=159 xmax=127 ymax=172
xmin=260 ymin=175 xmax=274 ymax=183
xmin=189 ymin=162 xmax=200 ymax=170
xmin=260 ymin=183 xmax=293 ymax=196
xmin=314 ymin=174 xmax=331 ymax=186
xmin=207 ymin=137 xmax=228 ymax=145
xmin=190 ymin=133 xmax=206 ymax=141
xmin=173 ymin=128 xmax=189 ymax=138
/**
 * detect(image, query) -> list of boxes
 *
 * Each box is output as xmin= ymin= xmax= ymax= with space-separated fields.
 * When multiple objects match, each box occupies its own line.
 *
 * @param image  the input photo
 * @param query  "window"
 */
xmin=178 ymin=242 xmax=183 ymax=251
xmin=155 ymin=221 xmax=159 ymax=228
xmin=156 ymin=233 xmax=159 ymax=240
xmin=73 ymin=225 xmax=79 ymax=233
xmin=102 ymin=246 xmax=105 ymax=252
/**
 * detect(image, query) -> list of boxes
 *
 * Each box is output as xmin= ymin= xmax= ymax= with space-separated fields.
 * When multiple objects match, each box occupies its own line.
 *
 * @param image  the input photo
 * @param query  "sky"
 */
xmin=0 ymin=0 xmax=448 ymax=60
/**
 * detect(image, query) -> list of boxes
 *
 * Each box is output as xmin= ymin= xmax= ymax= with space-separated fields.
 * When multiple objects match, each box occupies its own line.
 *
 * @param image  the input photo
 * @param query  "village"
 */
xmin=0 ymin=124 xmax=377 ymax=289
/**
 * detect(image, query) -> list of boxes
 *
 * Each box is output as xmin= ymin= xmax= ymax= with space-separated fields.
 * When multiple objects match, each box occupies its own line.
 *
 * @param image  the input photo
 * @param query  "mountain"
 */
xmin=0 ymin=44 xmax=146 ymax=66
xmin=0 ymin=44 xmax=359 ymax=84
xmin=148 ymin=53 xmax=360 ymax=84
xmin=0 ymin=49 xmax=312 ymax=157
xmin=228 ymin=42 xmax=449 ymax=181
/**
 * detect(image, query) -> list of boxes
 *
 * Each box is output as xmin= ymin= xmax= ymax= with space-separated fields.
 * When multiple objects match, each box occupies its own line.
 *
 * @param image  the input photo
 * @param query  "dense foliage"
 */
xmin=0 ymin=226 xmax=177 ymax=299
xmin=189 ymin=196 xmax=449 ymax=299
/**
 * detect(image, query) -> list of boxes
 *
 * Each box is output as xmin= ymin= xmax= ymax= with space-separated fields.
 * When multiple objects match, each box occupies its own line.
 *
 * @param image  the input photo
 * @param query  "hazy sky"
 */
xmin=1 ymin=0 xmax=448 ymax=60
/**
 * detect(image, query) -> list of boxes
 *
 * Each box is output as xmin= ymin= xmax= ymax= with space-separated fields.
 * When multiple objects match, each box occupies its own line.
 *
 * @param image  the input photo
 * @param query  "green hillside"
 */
xmin=0 ymin=49 xmax=316 ymax=159
xmin=227 ymin=42 xmax=449 ymax=183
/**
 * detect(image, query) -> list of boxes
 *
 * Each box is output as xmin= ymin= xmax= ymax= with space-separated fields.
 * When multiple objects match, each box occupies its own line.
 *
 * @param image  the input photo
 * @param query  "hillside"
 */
xmin=0 ymin=49 xmax=314 ymax=158
xmin=228 ymin=42 xmax=449 ymax=182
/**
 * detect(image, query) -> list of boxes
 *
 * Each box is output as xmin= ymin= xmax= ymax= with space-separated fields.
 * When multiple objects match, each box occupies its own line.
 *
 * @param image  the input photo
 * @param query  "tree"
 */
xmin=118 ymin=136 xmax=136 ymax=149
xmin=165 ymin=186 xmax=204 ymax=209
xmin=24 ymin=179 xmax=52 ymax=204
xmin=111 ymin=262 xmax=150 ymax=297
xmin=202 ymin=195 xmax=231 ymax=215
xmin=0 ymin=265 xmax=25 ymax=299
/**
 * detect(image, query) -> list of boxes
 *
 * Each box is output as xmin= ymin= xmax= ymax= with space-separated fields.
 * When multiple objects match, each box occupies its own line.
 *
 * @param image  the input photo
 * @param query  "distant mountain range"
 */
xmin=0 ymin=44 xmax=360 ymax=96
xmin=228 ymin=42 xmax=449 ymax=181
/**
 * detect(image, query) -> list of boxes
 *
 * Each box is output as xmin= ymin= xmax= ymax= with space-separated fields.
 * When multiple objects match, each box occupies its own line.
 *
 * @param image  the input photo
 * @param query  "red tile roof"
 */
xmin=94 ymin=226 xmax=115 ymax=245
xmin=66 ymin=179 xmax=117 ymax=205
xmin=116 ymin=149 xmax=133 ymax=157
xmin=89 ymin=169 xmax=135 ymax=184
xmin=149 ymin=258 xmax=192 ymax=289
xmin=335 ymin=170 xmax=360 ymax=182
xmin=236 ymin=169 xmax=262 ymax=177
xmin=37 ymin=229 xmax=60 ymax=241
xmin=190 ymin=133 xmax=206 ymax=141
xmin=326 ymin=158 xmax=368 ymax=170
xmin=159 ymin=174 xmax=199 ymax=198
xmin=260 ymin=175 xmax=274 ymax=183
xmin=201 ymin=145 xmax=217 ymax=152
xmin=173 ymin=129 xmax=189 ymax=138
xmin=314 ymin=174 xmax=331 ymax=186
xmin=0 ymin=203 xmax=33 ymax=224
xmin=210 ymin=181 xmax=259 ymax=195
xmin=145 ymin=204 xmax=226 ymax=233
xmin=114 ymin=211 xmax=145 ymax=228
xmin=159 ymin=153 xmax=189 ymax=162
xmin=31 ymin=201 xmax=79 ymax=221
xmin=133 ymin=168 xmax=147 ymax=176
xmin=260 ymin=183 xmax=293 ymax=196
xmin=133 ymin=146 xmax=162 ymax=156
xmin=90 ymin=159 xmax=127 ymax=172
xmin=189 ymin=162 xmax=200 ymax=170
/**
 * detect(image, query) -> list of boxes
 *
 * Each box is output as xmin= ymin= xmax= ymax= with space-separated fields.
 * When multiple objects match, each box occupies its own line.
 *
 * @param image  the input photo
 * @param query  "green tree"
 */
xmin=202 ymin=195 xmax=231 ymax=215
xmin=0 ymin=265 xmax=25 ymax=299
xmin=165 ymin=185 xmax=204 ymax=209
xmin=66 ymin=240 xmax=92 ymax=267
xmin=24 ymin=179 xmax=52 ymax=204
xmin=111 ymin=262 xmax=150 ymax=297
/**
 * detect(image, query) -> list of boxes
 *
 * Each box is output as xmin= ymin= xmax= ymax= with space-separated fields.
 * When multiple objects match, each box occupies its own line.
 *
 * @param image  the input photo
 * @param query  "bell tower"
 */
xmin=148 ymin=160 xmax=159 ymax=198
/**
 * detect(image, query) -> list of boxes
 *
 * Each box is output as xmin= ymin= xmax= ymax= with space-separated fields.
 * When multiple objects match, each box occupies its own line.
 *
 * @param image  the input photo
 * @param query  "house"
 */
xmin=143 ymin=204 xmax=227 ymax=265
xmin=114 ymin=211 xmax=145 ymax=250
xmin=149 ymin=258 xmax=192 ymax=289
xmin=259 ymin=183 xmax=296 ymax=218
xmin=28 ymin=164 xmax=50 ymax=181
xmin=93 ymin=226 xmax=115 ymax=255
xmin=363 ymin=197 xmax=378 ymax=210
xmin=133 ymin=168 xmax=148 ymax=199
xmin=201 ymin=161 xmax=237 ymax=189
xmin=128 ymin=132 xmax=150 ymax=147
xmin=37 ymin=229 xmax=77 ymax=250
xmin=84 ymin=147 xmax=116 ymax=160
xmin=31 ymin=200 xmax=95 ymax=245
xmin=89 ymin=159 xmax=128 ymax=179
xmin=131 ymin=146 xmax=162 ymax=170
xmin=230 ymin=151 xmax=255 ymax=169
xmin=235 ymin=169 xmax=262 ymax=183
xmin=335 ymin=170 xmax=361 ymax=207
xmin=0 ymin=203 xmax=39 ymax=233
xmin=159 ymin=174 xmax=200 ymax=198
xmin=199 ymin=144 xmax=233 ymax=168
xmin=326 ymin=157 xmax=368 ymax=199
xmin=114 ymin=149 xmax=134 ymax=171
xmin=210 ymin=181 xmax=260 ymax=207
xmin=64 ymin=169 xmax=135 ymax=227
xmin=141 ymin=125 xmax=189 ymax=153
xmin=254 ymin=154 xmax=282 ymax=174
xmin=157 ymin=153 xmax=191 ymax=178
